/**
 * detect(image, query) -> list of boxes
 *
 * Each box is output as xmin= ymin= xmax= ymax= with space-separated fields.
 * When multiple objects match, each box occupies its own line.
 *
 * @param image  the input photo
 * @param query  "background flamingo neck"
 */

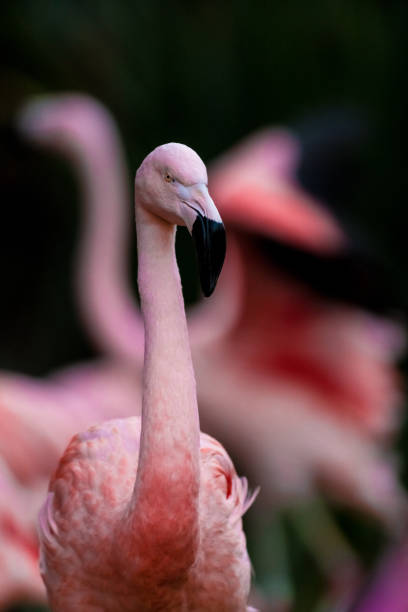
xmin=74 ymin=133 xmax=144 ymax=363
xmin=127 ymin=205 xmax=200 ymax=570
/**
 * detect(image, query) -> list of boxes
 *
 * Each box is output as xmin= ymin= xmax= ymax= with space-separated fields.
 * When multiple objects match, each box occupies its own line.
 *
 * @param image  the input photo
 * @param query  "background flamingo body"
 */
xmin=0 ymin=362 xmax=141 ymax=485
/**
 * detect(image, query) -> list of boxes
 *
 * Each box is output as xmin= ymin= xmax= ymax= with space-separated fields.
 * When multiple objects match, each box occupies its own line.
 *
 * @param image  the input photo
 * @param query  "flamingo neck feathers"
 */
xmin=74 ymin=125 xmax=144 ymax=362
xmin=128 ymin=204 xmax=200 ymax=575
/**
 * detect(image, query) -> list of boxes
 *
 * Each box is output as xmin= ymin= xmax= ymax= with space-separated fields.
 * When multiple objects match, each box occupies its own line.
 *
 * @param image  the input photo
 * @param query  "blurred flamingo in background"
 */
xmin=207 ymin=127 xmax=403 ymax=442
xmin=39 ymin=143 xmax=257 ymax=611
xmin=0 ymin=362 xmax=141 ymax=486
xmin=21 ymin=94 xmax=143 ymax=363
xmin=204 ymin=129 xmax=405 ymax=605
xmin=0 ymin=96 xmax=146 ymax=491
xmin=3 ymin=94 xmax=405 ymax=609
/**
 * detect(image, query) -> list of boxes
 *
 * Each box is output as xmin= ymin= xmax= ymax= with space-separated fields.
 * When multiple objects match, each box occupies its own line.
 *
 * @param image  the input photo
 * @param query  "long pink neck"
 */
xmin=128 ymin=205 xmax=200 ymax=574
xmin=74 ymin=129 xmax=144 ymax=362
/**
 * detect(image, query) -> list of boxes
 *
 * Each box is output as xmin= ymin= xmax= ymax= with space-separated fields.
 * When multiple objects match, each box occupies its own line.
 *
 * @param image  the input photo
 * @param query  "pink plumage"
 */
xmin=40 ymin=421 xmax=254 ymax=611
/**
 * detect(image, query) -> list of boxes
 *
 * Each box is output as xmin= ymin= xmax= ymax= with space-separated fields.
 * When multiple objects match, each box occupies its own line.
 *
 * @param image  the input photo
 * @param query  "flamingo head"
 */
xmin=17 ymin=94 xmax=117 ymax=159
xmin=135 ymin=143 xmax=226 ymax=297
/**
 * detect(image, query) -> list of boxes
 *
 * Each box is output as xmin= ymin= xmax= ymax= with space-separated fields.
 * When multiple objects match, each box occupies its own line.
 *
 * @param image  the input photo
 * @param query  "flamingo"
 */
xmin=38 ymin=143 xmax=257 ymax=611
xmin=18 ymin=94 xmax=144 ymax=364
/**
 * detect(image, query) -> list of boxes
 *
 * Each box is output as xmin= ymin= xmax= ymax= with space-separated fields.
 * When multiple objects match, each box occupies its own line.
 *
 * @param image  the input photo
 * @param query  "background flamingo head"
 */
xmin=17 ymin=94 xmax=119 ymax=166
xmin=135 ymin=143 xmax=226 ymax=296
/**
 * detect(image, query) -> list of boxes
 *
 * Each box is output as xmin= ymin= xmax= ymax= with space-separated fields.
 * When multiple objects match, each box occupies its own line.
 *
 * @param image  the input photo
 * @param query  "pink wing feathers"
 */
xmin=200 ymin=432 xmax=259 ymax=523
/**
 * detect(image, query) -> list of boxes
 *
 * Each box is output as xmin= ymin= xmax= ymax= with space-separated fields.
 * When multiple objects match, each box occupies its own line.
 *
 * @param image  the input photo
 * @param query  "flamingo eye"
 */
xmin=164 ymin=173 xmax=175 ymax=183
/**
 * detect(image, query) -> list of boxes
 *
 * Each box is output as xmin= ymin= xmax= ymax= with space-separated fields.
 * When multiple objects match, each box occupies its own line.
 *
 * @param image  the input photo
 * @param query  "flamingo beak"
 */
xmin=180 ymin=183 xmax=226 ymax=297
xmin=192 ymin=211 xmax=226 ymax=297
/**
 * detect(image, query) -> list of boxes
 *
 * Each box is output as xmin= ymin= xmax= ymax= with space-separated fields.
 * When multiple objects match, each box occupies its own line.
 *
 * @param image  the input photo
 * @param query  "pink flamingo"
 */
xmin=19 ymin=94 xmax=143 ymax=363
xmin=203 ymin=129 xmax=405 ymax=607
xmin=0 ymin=96 xmax=145 ymax=489
xmin=39 ymin=143 xmax=257 ymax=611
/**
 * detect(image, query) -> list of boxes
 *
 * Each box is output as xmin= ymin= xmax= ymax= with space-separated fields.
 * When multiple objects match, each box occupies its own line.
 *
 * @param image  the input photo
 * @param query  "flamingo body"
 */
xmin=40 ymin=419 xmax=253 ymax=611
xmin=38 ymin=143 xmax=256 ymax=610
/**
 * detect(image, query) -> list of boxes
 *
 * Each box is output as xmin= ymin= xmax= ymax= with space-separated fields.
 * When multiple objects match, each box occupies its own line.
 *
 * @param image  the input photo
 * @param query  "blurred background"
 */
xmin=1 ymin=1 xmax=408 ymax=611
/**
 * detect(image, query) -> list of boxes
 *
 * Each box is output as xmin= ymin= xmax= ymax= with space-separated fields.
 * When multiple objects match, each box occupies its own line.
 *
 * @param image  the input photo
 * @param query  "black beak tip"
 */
xmin=202 ymin=281 xmax=215 ymax=299
xmin=203 ymin=288 xmax=213 ymax=298
xmin=192 ymin=216 xmax=226 ymax=298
